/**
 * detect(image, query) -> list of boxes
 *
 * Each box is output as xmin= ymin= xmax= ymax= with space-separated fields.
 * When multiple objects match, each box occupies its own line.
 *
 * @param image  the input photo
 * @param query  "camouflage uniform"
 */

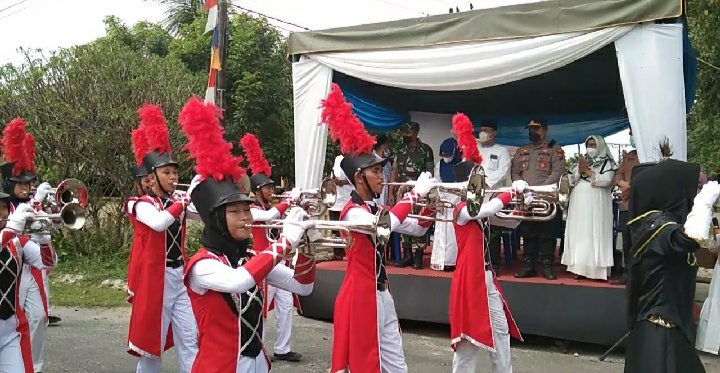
xmin=392 ymin=121 xmax=434 ymax=269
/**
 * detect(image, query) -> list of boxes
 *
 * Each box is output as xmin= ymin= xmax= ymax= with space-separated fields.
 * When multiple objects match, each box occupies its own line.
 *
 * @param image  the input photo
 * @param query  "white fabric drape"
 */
xmin=306 ymin=26 xmax=633 ymax=91
xmin=292 ymin=57 xmax=333 ymax=189
xmin=615 ymin=24 xmax=687 ymax=162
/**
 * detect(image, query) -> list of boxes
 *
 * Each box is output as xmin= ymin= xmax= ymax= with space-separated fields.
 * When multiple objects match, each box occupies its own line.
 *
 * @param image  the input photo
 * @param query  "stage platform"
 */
xmin=299 ymin=258 xmax=627 ymax=346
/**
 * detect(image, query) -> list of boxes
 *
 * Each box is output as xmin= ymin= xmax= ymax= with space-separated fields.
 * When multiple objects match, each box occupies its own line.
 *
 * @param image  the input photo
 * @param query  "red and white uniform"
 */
xmin=450 ymin=194 xmax=522 ymax=373
xmin=0 ymin=229 xmax=56 ymax=373
xmin=127 ymin=195 xmax=198 ymax=373
xmin=249 ymin=199 xmax=302 ymax=355
xmin=331 ymin=191 xmax=432 ymax=373
xmin=14 ymin=201 xmax=54 ymax=373
xmin=184 ymin=237 xmax=315 ymax=373
xmin=125 ymin=195 xmax=142 ymax=303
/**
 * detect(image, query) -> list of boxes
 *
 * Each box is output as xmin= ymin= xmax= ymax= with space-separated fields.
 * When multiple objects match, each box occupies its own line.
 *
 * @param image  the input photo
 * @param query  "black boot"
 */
xmin=610 ymin=273 xmax=627 ymax=285
xmin=412 ymin=249 xmax=424 ymax=270
xmin=514 ymin=256 xmax=537 ymax=278
xmin=397 ymin=246 xmax=413 ymax=267
xmin=541 ymin=259 xmax=557 ymax=280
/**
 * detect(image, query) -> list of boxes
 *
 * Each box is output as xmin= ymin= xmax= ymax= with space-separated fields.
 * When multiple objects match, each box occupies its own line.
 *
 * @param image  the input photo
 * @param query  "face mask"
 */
xmin=629 ymin=136 xmax=635 ymax=148
xmin=586 ymin=148 xmax=598 ymax=157
xmin=529 ymin=132 xmax=541 ymax=143
xmin=402 ymin=136 xmax=413 ymax=144
xmin=477 ymin=132 xmax=490 ymax=143
xmin=442 ymin=156 xmax=453 ymax=163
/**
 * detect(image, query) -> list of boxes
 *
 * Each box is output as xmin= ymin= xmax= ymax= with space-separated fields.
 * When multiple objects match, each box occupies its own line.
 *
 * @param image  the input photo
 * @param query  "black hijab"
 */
xmin=199 ymin=204 xmax=249 ymax=268
xmin=628 ymin=159 xmax=700 ymax=224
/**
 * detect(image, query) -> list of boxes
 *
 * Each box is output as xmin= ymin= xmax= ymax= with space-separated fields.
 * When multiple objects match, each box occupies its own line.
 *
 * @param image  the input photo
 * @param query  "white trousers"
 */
xmin=0 ymin=318 xmax=28 ymax=373
xmin=19 ymin=267 xmax=45 ymax=373
xmin=236 ymin=353 xmax=270 ymax=373
xmin=136 ymin=267 xmax=198 ymax=373
xmin=452 ymin=270 xmax=512 ymax=373
xmin=41 ymin=271 xmax=50 ymax=315
xmin=263 ymin=285 xmax=293 ymax=354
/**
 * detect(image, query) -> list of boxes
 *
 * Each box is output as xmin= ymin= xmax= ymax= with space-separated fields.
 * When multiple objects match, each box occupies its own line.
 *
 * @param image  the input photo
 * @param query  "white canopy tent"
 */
xmin=289 ymin=0 xmax=688 ymax=189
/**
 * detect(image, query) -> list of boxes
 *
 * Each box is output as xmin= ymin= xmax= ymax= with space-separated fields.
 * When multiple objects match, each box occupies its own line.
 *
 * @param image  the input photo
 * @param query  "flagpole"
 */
xmin=217 ymin=0 xmax=229 ymax=119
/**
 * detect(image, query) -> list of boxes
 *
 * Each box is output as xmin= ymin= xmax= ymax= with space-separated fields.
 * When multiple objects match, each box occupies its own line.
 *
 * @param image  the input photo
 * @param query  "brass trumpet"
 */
xmin=34 ymin=179 xmax=88 ymax=208
xmin=246 ymin=209 xmax=392 ymax=252
xmin=487 ymin=174 xmax=571 ymax=222
xmin=383 ymin=165 xmax=485 ymax=219
xmin=2 ymin=203 xmax=86 ymax=233
xmin=271 ymin=178 xmax=336 ymax=217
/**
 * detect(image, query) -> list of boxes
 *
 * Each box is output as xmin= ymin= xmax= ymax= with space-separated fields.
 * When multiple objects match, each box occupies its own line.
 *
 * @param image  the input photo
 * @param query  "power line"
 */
xmin=231 ymin=4 xmax=310 ymax=30
xmin=0 ymin=5 xmax=24 ymax=20
xmin=698 ymin=57 xmax=720 ymax=72
xmin=0 ymin=0 xmax=28 ymax=15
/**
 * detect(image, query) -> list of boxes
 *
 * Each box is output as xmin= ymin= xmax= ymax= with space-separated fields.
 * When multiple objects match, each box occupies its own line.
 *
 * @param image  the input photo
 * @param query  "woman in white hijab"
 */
xmin=561 ymin=135 xmax=618 ymax=280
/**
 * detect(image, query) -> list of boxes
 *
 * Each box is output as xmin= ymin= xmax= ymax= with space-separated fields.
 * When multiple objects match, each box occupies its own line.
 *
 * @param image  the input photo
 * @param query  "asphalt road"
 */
xmin=45 ymin=307 xmax=720 ymax=373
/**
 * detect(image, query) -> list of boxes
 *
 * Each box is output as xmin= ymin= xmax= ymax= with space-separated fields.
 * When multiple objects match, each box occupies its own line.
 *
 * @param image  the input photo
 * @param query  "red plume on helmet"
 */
xmin=178 ymin=97 xmax=245 ymax=182
xmin=239 ymin=133 xmax=271 ymax=177
xmin=319 ymin=83 xmax=376 ymax=155
xmin=131 ymin=124 xmax=149 ymax=168
xmin=452 ymin=113 xmax=482 ymax=164
xmin=24 ymin=133 xmax=36 ymax=173
xmin=1 ymin=118 xmax=33 ymax=176
xmin=138 ymin=104 xmax=172 ymax=155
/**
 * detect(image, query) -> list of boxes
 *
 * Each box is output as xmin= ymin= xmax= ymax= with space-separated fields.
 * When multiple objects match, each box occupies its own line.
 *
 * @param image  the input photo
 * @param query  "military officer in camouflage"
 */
xmin=511 ymin=118 xmax=566 ymax=280
xmin=390 ymin=121 xmax=435 ymax=269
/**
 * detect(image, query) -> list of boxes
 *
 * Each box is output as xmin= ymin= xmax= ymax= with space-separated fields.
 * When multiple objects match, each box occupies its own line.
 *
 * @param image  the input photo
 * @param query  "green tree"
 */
xmin=0 ymin=37 xmax=203 ymax=259
xmin=170 ymin=13 xmax=297 ymax=181
xmin=150 ymin=0 xmax=206 ymax=35
xmin=102 ymin=15 xmax=173 ymax=57
xmin=687 ymin=1 xmax=720 ymax=173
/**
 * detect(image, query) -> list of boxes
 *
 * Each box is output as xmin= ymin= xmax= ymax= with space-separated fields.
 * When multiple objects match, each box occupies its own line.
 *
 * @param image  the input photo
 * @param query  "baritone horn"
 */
xmin=272 ymin=177 xmax=336 ymax=217
xmin=247 ymin=209 xmax=392 ymax=254
xmin=2 ymin=203 xmax=87 ymax=233
xmin=35 ymin=179 xmax=88 ymax=208
xmin=383 ymin=165 xmax=486 ymax=218
xmin=489 ymin=174 xmax=571 ymax=222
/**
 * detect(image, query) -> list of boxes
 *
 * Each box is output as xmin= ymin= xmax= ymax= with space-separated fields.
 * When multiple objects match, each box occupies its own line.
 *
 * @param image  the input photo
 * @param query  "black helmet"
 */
xmin=0 ymin=163 xmax=36 ymax=183
xmin=250 ymin=173 xmax=274 ymax=191
xmin=340 ymin=151 xmax=387 ymax=186
xmin=142 ymin=151 xmax=178 ymax=173
xmin=190 ymin=177 xmax=253 ymax=224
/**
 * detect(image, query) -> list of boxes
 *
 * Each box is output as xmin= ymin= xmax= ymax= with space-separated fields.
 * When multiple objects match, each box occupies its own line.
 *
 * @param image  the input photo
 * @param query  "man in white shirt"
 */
xmin=329 ymin=155 xmax=354 ymax=260
xmin=477 ymin=119 xmax=513 ymax=274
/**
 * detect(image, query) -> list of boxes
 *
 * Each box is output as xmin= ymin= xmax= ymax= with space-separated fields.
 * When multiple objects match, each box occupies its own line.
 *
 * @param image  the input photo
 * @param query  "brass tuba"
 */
xmin=488 ymin=174 xmax=571 ymax=222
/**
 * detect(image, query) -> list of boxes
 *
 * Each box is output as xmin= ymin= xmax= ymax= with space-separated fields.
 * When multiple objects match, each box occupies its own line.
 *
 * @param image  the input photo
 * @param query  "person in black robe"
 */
xmin=624 ymin=151 xmax=720 ymax=373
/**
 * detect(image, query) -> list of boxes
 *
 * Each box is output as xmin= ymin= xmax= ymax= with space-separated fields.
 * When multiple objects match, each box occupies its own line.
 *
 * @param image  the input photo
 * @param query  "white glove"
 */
xmin=511 ymin=180 xmax=529 ymax=193
xmin=33 ymin=182 xmax=52 ymax=203
xmin=684 ymin=181 xmax=720 ymax=242
xmin=6 ymin=203 xmax=35 ymax=234
xmin=281 ymin=207 xmax=312 ymax=248
xmin=29 ymin=210 xmax=48 ymax=231
xmin=306 ymin=228 xmax=322 ymax=243
xmin=186 ymin=175 xmax=203 ymax=198
xmin=694 ymin=181 xmax=720 ymax=209
xmin=411 ymin=172 xmax=434 ymax=197
xmin=523 ymin=192 xmax=534 ymax=206
xmin=288 ymin=187 xmax=302 ymax=201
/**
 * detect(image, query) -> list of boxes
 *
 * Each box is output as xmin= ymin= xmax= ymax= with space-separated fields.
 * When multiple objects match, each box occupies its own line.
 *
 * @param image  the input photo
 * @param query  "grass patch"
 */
xmin=49 ymin=255 xmax=129 ymax=308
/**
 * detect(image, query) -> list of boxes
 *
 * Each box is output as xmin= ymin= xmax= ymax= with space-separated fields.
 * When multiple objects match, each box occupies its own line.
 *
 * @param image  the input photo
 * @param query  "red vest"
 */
xmin=184 ymin=248 xmax=270 ymax=373
xmin=127 ymin=195 xmax=188 ymax=358
xmin=125 ymin=196 xmax=140 ymax=303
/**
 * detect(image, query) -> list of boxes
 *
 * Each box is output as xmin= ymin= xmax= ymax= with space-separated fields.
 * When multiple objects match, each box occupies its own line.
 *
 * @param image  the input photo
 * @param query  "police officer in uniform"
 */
xmin=511 ymin=119 xmax=566 ymax=280
xmin=390 ymin=121 xmax=435 ymax=269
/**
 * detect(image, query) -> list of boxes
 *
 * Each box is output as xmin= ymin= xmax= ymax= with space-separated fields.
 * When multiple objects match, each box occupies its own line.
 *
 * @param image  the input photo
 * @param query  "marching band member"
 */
xmin=126 ymin=104 xmax=198 ymax=373
xmin=0 ymin=196 xmax=57 ymax=373
xmin=624 ymin=145 xmax=718 ymax=373
xmin=125 ymin=122 xmax=153 ymax=303
xmin=320 ymin=84 xmax=434 ymax=373
xmin=178 ymin=97 xmax=317 ymax=373
xmin=1 ymin=119 xmax=54 ymax=373
xmin=448 ymin=114 xmax=525 ymax=373
xmin=239 ymin=133 xmax=304 ymax=362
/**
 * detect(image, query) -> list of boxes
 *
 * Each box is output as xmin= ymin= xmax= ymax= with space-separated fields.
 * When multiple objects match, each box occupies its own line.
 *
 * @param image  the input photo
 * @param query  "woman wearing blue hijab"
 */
xmin=438 ymin=138 xmax=462 ymax=182
xmin=431 ymin=137 xmax=462 ymax=271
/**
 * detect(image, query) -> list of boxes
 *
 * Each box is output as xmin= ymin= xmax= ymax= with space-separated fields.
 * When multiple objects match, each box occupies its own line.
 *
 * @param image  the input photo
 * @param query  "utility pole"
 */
xmin=216 ymin=0 xmax=229 ymax=116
